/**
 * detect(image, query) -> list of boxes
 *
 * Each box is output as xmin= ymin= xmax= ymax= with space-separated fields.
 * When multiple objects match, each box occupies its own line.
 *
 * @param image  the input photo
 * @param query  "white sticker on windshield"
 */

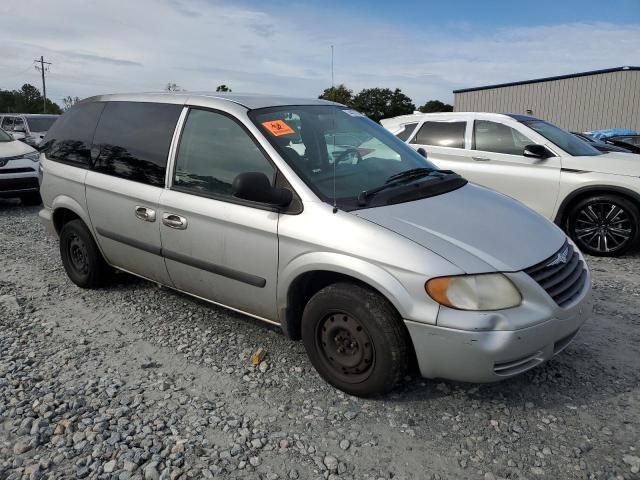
xmin=343 ymin=109 xmax=365 ymax=117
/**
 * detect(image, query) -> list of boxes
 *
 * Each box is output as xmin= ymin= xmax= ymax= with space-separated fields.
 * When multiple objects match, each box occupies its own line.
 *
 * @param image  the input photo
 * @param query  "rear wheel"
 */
xmin=301 ymin=282 xmax=409 ymax=397
xmin=567 ymin=194 xmax=639 ymax=256
xmin=59 ymin=219 xmax=110 ymax=288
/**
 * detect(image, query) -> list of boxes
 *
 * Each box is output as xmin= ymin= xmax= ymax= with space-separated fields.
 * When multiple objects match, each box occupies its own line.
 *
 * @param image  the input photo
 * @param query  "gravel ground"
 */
xmin=1 ymin=199 xmax=639 ymax=480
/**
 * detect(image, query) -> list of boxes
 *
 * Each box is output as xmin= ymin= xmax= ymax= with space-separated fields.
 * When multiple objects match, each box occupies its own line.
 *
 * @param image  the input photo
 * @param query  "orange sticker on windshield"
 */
xmin=261 ymin=120 xmax=295 ymax=136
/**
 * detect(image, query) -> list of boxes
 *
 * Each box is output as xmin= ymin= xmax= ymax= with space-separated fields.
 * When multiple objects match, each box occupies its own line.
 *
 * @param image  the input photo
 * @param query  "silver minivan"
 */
xmin=39 ymin=93 xmax=592 ymax=396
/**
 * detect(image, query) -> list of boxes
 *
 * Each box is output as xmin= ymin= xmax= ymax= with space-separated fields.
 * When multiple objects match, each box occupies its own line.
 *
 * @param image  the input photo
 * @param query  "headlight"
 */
xmin=425 ymin=273 xmax=522 ymax=311
xmin=23 ymin=152 xmax=39 ymax=162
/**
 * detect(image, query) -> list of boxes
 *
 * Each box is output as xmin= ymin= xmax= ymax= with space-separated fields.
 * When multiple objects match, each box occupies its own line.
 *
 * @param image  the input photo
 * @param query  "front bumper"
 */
xmin=0 ymin=158 xmax=40 ymax=197
xmin=405 ymin=293 xmax=593 ymax=383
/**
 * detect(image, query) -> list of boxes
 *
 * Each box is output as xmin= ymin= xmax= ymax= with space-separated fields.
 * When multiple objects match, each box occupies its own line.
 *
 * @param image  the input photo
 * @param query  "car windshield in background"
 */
xmin=250 ymin=106 xmax=464 ymax=209
xmin=25 ymin=116 xmax=58 ymax=132
xmin=0 ymin=128 xmax=12 ymax=142
xmin=523 ymin=120 xmax=601 ymax=156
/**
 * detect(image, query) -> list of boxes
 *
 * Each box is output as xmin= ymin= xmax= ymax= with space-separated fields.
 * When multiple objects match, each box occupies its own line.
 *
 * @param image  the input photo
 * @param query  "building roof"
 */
xmin=453 ymin=66 xmax=640 ymax=94
xmin=82 ymin=92 xmax=340 ymax=110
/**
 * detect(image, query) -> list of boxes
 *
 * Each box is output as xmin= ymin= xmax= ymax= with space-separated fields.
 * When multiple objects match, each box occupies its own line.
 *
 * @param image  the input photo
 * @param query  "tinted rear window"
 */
xmin=396 ymin=122 xmax=417 ymax=141
xmin=25 ymin=116 xmax=58 ymax=132
xmin=412 ymin=121 xmax=466 ymax=148
xmin=92 ymin=102 xmax=182 ymax=186
xmin=41 ymin=103 xmax=105 ymax=167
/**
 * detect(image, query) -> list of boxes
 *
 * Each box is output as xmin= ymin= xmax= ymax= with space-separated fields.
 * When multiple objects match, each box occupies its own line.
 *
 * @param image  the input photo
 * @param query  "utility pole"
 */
xmin=330 ymin=45 xmax=334 ymax=88
xmin=33 ymin=56 xmax=51 ymax=113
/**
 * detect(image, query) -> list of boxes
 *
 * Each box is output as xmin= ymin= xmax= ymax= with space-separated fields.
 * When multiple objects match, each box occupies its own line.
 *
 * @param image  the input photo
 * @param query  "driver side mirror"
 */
xmin=523 ymin=144 xmax=552 ymax=159
xmin=233 ymin=172 xmax=293 ymax=207
xmin=417 ymin=147 xmax=428 ymax=159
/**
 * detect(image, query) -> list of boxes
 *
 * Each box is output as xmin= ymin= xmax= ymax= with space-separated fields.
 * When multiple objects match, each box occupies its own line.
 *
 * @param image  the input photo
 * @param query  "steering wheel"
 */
xmin=333 ymin=147 xmax=363 ymax=166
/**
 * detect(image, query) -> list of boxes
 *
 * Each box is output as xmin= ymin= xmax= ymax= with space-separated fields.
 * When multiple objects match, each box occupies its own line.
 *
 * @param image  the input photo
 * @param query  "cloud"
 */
xmin=0 ymin=0 xmax=638 ymax=107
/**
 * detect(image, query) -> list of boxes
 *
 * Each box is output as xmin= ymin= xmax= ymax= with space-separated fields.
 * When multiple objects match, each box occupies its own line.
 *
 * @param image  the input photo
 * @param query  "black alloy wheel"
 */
xmin=568 ymin=195 xmax=639 ymax=256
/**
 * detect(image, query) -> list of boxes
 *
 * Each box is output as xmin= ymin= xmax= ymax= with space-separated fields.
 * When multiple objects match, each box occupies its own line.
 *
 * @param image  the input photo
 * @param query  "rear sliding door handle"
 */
xmin=472 ymin=156 xmax=491 ymax=162
xmin=135 ymin=206 xmax=156 ymax=222
xmin=162 ymin=213 xmax=188 ymax=230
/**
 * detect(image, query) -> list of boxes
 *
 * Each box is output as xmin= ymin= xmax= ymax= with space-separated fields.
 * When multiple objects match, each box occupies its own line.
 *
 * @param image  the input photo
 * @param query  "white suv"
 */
xmin=382 ymin=112 xmax=640 ymax=256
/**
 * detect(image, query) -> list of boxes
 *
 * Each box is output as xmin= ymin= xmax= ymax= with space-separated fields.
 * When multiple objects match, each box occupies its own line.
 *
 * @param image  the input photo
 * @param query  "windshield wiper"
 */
xmin=357 ymin=168 xmax=447 ymax=206
xmin=384 ymin=167 xmax=434 ymax=184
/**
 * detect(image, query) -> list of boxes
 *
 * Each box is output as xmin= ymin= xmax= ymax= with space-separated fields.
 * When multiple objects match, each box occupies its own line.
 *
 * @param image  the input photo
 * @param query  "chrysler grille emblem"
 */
xmin=547 ymin=246 xmax=569 ymax=267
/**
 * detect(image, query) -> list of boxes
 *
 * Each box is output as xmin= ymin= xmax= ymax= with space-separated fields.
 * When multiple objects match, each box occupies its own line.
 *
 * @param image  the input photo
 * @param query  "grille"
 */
xmin=0 ymin=177 xmax=39 ymax=192
xmin=525 ymin=241 xmax=587 ymax=308
xmin=0 ymin=167 xmax=35 ymax=174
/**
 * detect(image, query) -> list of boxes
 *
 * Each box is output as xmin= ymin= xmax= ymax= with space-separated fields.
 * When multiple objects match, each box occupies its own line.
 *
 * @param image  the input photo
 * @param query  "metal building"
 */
xmin=453 ymin=66 xmax=640 ymax=132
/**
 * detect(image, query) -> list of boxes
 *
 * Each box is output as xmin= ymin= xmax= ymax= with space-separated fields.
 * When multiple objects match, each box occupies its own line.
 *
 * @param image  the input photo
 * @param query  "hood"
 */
xmin=353 ymin=183 xmax=566 ymax=273
xmin=563 ymin=152 xmax=640 ymax=177
xmin=0 ymin=139 xmax=36 ymax=158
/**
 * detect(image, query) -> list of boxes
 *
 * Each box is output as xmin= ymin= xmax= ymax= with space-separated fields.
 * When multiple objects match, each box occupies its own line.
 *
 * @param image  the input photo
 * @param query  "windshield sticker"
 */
xmin=343 ymin=109 xmax=365 ymax=117
xmin=261 ymin=120 xmax=295 ymax=136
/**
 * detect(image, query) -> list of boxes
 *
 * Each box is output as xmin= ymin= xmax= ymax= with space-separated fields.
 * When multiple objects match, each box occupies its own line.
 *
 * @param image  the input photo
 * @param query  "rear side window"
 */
xmin=412 ymin=121 xmax=466 ymax=148
xmin=473 ymin=120 xmax=532 ymax=156
xmin=396 ymin=122 xmax=417 ymax=141
xmin=1 ymin=117 xmax=14 ymax=130
xmin=41 ymin=103 xmax=105 ymax=167
xmin=92 ymin=102 xmax=182 ymax=186
xmin=173 ymin=108 xmax=275 ymax=199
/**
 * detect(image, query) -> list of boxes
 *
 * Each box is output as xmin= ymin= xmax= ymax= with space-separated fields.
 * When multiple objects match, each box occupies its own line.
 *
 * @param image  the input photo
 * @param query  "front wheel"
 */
xmin=301 ymin=282 xmax=409 ymax=397
xmin=567 ymin=194 xmax=639 ymax=256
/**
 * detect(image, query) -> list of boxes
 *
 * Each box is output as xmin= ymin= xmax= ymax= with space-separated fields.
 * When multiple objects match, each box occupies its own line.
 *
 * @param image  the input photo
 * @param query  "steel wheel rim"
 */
xmin=574 ymin=201 xmax=633 ymax=253
xmin=316 ymin=311 xmax=375 ymax=384
xmin=68 ymin=234 xmax=89 ymax=274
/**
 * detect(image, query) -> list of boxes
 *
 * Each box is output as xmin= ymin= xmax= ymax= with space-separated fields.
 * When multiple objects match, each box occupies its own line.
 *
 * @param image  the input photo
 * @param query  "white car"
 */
xmin=0 ymin=114 xmax=59 ymax=147
xmin=0 ymin=128 xmax=41 ymax=204
xmin=382 ymin=112 xmax=640 ymax=256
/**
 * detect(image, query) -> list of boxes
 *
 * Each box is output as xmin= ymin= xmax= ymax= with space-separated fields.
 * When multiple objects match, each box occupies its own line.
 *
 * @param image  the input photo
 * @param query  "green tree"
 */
xmin=216 ymin=84 xmax=232 ymax=92
xmin=319 ymin=84 xmax=353 ymax=105
xmin=62 ymin=96 xmax=81 ymax=111
xmin=164 ymin=82 xmax=183 ymax=92
xmin=351 ymin=88 xmax=415 ymax=123
xmin=0 ymin=84 xmax=61 ymax=114
xmin=418 ymin=99 xmax=453 ymax=113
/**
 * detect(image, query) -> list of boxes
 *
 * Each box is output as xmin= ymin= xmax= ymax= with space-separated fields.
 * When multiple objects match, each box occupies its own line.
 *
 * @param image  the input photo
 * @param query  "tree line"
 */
xmin=319 ymin=84 xmax=452 ymax=122
xmin=0 ymin=84 xmax=63 ymax=114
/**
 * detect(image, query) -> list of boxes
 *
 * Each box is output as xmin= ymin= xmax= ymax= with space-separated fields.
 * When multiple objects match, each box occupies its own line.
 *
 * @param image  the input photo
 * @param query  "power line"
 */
xmin=33 ymin=56 xmax=52 ymax=113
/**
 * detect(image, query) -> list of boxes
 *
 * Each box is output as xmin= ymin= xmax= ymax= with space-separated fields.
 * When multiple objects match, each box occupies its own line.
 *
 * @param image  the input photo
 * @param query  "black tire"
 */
xmin=567 ymin=194 xmax=640 ymax=257
xmin=301 ymin=282 xmax=409 ymax=397
xmin=20 ymin=192 xmax=42 ymax=206
xmin=59 ymin=219 xmax=110 ymax=288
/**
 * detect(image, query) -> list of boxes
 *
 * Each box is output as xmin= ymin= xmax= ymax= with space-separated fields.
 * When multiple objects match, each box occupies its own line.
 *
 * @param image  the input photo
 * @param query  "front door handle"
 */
xmin=135 ymin=206 xmax=156 ymax=222
xmin=472 ymin=156 xmax=491 ymax=162
xmin=162 ymin=213 xmax=188 ymax=230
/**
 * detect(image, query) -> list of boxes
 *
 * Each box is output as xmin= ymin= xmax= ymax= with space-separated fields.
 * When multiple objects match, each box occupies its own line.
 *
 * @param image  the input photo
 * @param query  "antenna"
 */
xmin=331 ymin=45 xmax=337 ymax=214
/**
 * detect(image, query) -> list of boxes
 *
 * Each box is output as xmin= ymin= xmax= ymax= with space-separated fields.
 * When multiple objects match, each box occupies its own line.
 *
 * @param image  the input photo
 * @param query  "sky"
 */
xmin=1 ymin=0 xmax=639 ymax=108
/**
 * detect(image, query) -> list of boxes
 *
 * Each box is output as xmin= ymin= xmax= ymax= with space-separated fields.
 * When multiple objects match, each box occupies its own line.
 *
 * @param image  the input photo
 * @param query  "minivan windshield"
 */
xmin=25 ymin=115 xmax=58 ymax=132
xmin=250 ymin=106 xmax=465 ymax=209
xmin=0 ymin=128 xmax=12 ymax=142
xmin=522 ymin=120 xmax=602 ymax=157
